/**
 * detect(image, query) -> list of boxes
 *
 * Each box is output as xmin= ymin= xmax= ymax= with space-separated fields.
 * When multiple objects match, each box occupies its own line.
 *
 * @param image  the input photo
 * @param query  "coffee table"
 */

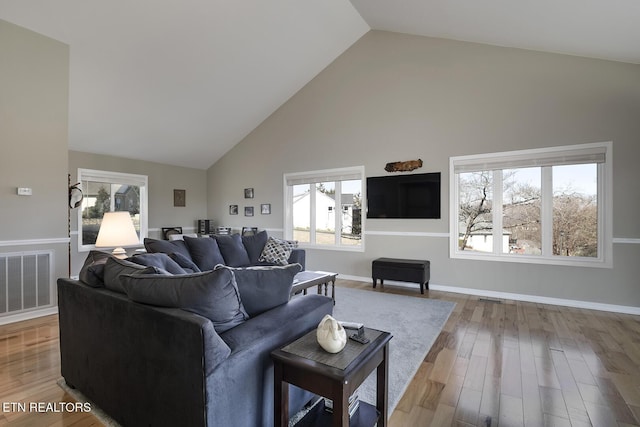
xmin=292 ymin=271 xmax=338 ymax=302
xmin=272 ymin=327 xmax=392 ymax=426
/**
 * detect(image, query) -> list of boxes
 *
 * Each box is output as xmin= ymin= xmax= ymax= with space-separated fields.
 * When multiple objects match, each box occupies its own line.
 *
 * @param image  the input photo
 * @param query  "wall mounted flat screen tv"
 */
xmin=367 ymin=172 xmax=441 ymax=219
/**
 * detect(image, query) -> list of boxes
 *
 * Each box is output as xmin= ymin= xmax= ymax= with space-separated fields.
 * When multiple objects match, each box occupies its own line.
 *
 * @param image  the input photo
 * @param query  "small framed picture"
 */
xmin=244 ymin=206 xmax=254 ymax=216
xmin=244 ymin=188 xmax=254 ymax=199
xmin=229 ymin=205 xmax=238 ymax=215
xmin=173 ymin=189 xmax=186 ymax=207
xmin=261 ymin=203 xmax=271 ymax=215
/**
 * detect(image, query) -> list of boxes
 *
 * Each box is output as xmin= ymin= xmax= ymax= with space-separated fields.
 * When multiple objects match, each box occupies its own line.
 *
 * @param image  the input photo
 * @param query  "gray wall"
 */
xmin=207 ymin=31 xmax=640 ymax=308
xmin=0 ymin=20 xmax=69 ymax=303
xmin=69 ymin=151 xmax=207 ymax=275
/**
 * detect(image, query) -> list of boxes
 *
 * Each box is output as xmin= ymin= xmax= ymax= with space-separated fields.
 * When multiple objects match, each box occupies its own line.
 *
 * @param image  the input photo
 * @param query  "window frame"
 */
xmin=77 ymin=168 xmax=148 ymax=252
xmin=283 ymin=166 xmax=365 ymax=252
xmin=449 ymin=142 xmax=612 ymax=268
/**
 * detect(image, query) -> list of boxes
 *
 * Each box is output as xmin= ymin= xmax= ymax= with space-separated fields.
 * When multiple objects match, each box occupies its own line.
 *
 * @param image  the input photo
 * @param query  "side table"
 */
xmin=272 ymin=327 xmax=392 ymax=427
xmin=292 ymin=271 xmax=338 ymax=302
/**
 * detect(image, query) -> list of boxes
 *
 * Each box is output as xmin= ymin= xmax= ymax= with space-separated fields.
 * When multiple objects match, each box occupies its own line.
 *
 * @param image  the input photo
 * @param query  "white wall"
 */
xmin=68 ymin=151 xmax=208 ymax=276
xmin=208 ymin=31 xmax=640 ymax=309
xmin=0 ymin=20 xmax=69 ymax=318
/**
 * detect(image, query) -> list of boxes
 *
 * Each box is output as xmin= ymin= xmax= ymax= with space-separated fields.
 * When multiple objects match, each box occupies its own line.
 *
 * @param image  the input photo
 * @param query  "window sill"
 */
xmin=298 ymin=243 xmax=365 ymax=253
xmin=450 ymin=251 xmax=612 ymax=268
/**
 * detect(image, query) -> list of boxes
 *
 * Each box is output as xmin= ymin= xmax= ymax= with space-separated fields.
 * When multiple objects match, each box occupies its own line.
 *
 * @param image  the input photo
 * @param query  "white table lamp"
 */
xmin=95 ymin=211 xmax=140 ymax=258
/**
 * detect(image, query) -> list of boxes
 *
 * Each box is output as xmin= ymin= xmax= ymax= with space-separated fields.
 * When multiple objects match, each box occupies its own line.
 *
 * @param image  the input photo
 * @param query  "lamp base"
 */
xmin=111 ymin=247 xmax=128 ymax=259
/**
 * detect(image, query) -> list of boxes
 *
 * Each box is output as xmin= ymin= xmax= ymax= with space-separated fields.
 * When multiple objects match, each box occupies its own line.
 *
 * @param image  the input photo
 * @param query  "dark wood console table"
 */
xmin=272 ymin=328 xmax=392 ymax=426
xmin=372 ymin=258 xmax=430 ymax=294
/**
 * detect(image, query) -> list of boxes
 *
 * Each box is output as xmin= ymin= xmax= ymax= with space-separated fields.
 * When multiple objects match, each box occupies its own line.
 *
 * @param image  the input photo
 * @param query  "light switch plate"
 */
xmin=17 ymin=187 xmax=33 ymax=196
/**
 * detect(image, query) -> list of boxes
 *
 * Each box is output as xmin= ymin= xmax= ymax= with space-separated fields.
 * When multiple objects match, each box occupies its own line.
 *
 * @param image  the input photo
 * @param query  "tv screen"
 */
xmin=366 ymin=172 xmax=441 ymax=219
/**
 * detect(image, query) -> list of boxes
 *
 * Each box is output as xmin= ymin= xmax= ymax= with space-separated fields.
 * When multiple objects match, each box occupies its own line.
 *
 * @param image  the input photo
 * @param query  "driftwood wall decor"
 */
xmin=384 ymin=159 xmax=423 ymax=173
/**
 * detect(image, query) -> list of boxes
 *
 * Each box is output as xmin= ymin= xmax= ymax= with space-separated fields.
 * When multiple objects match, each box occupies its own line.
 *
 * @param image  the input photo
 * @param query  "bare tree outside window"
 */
xmin=552 ymin=164 xmax=598 ymax=257
xmin=458 ymin=171 xmax=493 ymax=252
xmin=457 ymin=165 xmax=597 ymax=258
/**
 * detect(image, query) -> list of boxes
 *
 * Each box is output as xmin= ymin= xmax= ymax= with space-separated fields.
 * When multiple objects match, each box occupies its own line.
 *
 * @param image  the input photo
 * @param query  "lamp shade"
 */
xmin=95 ymin=211 xmax=140 ymax=257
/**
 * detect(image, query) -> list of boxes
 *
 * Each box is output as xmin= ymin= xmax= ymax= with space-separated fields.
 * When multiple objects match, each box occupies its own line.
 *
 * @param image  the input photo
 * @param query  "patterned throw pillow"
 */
xmin=258 ymin=237 xmax=297 ymax=265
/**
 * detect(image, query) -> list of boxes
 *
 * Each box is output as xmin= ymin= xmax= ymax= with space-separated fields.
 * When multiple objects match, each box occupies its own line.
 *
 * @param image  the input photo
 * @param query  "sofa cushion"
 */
xmin=78 ymin=250 xmax=112 ymax=287
xmin=218 ymin=263 xmax=302 ymax=317
xmin=183 ymin=236 xmax=225 ymax=271
xmin=129 ymin=253 xmax=187 ymax=275
xmin=259 ymin=237 xmax=298 ymax=266
xmin=241 ymin=230 xmax=269 ymax=265
xmin=214 ymin=234 xmax=251 ymax=267
xmin=120 ymin=269 xmax=249 ymax=333
xmin=103 ymin=257 xmax=157 ymax=294
xmin=169 ymin=252 xmax=201 ymax=273
xmin=144 ymin=237 xmax=192 ymax=261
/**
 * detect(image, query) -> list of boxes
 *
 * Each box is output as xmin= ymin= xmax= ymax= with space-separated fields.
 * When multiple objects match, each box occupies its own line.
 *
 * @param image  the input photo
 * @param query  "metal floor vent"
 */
xmin=0 ymin=251 xmax=52 ymax=315
xmin=479 ymin=297 xmax=503 ymax=304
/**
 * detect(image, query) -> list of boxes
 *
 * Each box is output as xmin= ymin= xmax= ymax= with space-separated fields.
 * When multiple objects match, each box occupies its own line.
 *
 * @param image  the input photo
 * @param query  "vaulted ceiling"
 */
xmin=2 ymin=0 xmax=639 ymax=169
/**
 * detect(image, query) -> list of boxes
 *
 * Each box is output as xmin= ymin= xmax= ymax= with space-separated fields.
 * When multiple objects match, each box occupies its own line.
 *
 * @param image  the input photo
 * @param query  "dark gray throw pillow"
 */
xmin=143 ymin=237 xmax=192 ymax=260
xmin=217 ymin=263 xmax=302 ymax=317
xmin=120 ymin=269 xmax=249 ymax=333
xmin=103 ymin=257 xmax=158 ymax=294
xmin=169 ymin=252 xmax=201 ymax=273
xmin=214 ymin=234 xmax=251 ymax=267
xmin=78 ymin=250 xmax=112 ymax=287
xmin=241 ymin=230 xmax=269 ymax=264
xmin=129 ymin=253 xmax=187 ymax=275
xmin=183 ymin=236 xmax=225 ymax=271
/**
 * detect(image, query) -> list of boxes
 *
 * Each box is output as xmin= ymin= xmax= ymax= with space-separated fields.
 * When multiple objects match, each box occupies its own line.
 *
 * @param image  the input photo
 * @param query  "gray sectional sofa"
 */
xmin=58 ymin=232 xmax=331 ymax=426
xmin=143 ymin=231 xmax=306 ymax=272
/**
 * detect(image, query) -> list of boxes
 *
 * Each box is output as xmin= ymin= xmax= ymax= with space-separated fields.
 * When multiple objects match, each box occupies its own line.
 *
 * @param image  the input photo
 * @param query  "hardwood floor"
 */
xmin=1 ymin=280 xmax=639 ymax=426
xmin=338 ymin=280 xmax=640 ymax=427
xmin=0 ymin=316 xmax=100 ymax=426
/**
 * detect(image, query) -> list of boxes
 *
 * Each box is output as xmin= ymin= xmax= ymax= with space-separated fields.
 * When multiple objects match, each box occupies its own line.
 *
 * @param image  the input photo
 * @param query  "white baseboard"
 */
xmin=0 ymin=306 xmax=58 ymax=326
xmin=338 ymin=274 xmax=640 ymax=316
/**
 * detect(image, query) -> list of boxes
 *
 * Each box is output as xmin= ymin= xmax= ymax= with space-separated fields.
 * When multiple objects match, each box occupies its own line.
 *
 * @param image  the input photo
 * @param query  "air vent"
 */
xmin=478 ymin=297 xmax=502 ymax=304
xmin=0 ymin=251 xmax=52 ymax=315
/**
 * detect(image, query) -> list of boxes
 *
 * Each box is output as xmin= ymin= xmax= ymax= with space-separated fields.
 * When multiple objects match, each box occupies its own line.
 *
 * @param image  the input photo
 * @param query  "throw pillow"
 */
xmin=103 ymin=257 xmax=157 ymax=294
xmin=144 ymin=238 xmax=192 ymax=260
xmin=78 ymin=250 xmax=113 ymax=288
xmin=129 ymin=253 xmax=187 ymax=275
xmin=183 ymin=236 xmax=225 ymax=271
xmin=169 ymin=252 xmax=201 ymax=273
xmin=214 ymin=234 xmax=251 ymax=267
xmin=241 ymin=230 xmax=269 ymax=265
xmin=120 ymin=269 xmax=249 ymax=333
xmin=259 ymin=237 xmax=297 ymax=265
xmin=218 ymin=263 xmax=302 ymax=317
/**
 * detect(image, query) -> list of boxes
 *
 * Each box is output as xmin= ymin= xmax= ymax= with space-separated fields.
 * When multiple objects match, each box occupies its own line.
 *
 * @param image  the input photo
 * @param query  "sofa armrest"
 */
xmin=288 ymin=248 xmax=305 ymax=270
xmin=57 ymin=278 xmax=229 ymax=427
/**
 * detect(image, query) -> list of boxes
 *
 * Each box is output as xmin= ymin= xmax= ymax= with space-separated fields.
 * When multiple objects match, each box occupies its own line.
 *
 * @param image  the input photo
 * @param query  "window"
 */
xmin=284 ymin=167 xmax=364 ymax=250
xmin=450 ymin=142 xmax=612 ymax=267
xmin=78 ymin=169 xmax=148 ymax=251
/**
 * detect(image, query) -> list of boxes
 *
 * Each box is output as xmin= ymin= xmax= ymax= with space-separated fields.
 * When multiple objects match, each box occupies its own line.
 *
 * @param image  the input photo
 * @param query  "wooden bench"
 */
xmin=372 ymin=258 xmax=430 ymax=294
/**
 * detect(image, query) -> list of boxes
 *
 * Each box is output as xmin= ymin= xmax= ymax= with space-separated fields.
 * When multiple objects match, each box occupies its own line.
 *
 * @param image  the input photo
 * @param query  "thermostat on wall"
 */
xmin=17 ymin=187 xmax=33 ymax=196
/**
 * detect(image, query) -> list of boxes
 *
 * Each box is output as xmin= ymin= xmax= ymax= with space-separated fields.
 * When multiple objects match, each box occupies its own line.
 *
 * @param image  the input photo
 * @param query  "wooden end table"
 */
xmin=292 ymin=271 xmax=338 ymax=302
xmin=272 ymin=327 xmax=392 ymax=426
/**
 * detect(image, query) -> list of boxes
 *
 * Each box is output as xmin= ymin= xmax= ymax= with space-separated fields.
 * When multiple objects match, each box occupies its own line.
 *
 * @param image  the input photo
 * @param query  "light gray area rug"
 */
xmin=331 ymin=287 xmax=455 ymax=414
xmin=57 ymin=379 xmax=120 ymax=426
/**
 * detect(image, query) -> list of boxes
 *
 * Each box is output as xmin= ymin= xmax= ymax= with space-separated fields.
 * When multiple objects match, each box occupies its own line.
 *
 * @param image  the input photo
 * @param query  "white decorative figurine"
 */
xmin=316 ymin=314 xmax=347 ymax=353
